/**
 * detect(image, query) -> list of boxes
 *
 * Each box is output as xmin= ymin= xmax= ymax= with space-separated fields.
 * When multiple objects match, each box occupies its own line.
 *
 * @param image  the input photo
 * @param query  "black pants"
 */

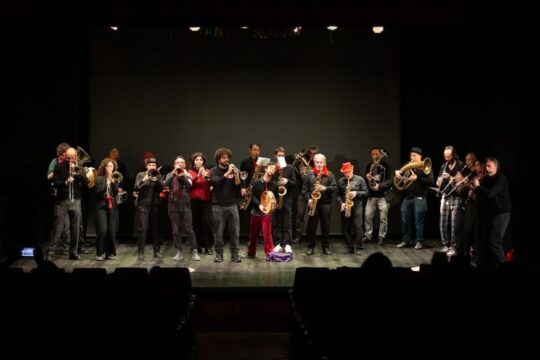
xmin=136 ymin=204 xmax=160 ymax=255
xmin=273 ymin=199 xmax=293 ymax=246
xmin=95 ymin=206 xmax=118 ymax=257
xmin=341 ymin=204 xmax=363 ymax=251
xmin=306 ymin=203 xmax=331 ymax=249
xmin=191 ymin=199 xmax=214 ymax=250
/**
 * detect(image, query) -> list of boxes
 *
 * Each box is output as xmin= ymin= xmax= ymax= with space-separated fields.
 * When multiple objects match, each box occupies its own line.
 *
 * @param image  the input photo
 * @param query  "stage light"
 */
xmin=110 ymin=26 xmax=118 ymax=31
xmin=241 ymin=26 xmax=249 ymax=30
xmin=189 ymin=27 xmax=201 ymax=32
xmin=411 ymin=266 xmax=420 ymax=272
xmin=372 ymin=26 xmax=384 ymax=34
xmin=327 ymin=25 xmax=338 ymax=31
xmin=293 ymin=26 xmax=302 ymax=34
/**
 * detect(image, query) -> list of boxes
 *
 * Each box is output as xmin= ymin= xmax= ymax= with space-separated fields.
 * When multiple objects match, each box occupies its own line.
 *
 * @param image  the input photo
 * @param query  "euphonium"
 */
xmin=394 ymin=158 xmax=432 ymax=191
xmin=261 ymin=190 xmax=277 ymax=214
xmin=308 ymin=171 xmax=322 ymax=217
xmin=293 ymin=150 xmax=311 ymax=177
xmin=111 ymin=171 xmax=123 ymax=184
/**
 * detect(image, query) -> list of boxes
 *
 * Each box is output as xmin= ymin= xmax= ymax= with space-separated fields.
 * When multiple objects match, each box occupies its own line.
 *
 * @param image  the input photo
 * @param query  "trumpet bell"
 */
xmin=86 ymin=167 xmax=97 ymax=188
xmin=278 ymin=185 xmax=287 ymax=196
xmin=240 ymin=171 xmax=248 ymax=180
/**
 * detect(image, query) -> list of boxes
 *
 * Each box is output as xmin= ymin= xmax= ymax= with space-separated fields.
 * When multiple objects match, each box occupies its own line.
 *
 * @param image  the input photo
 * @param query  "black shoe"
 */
xmin=214 ymin=255 xmax=224 ymax=262
xmin=306 ymin=247 xmax=314 ymax=255
xmin=348 ymin=248 xmax=355 ymax=254
xmin=231 ymin=255 xmax=242 ymax=263
xmin=69 ymin=254 xmax=81 ymax=260
xmin=322 ymin=248 xmax=332 ymax=255
xmin=80 ymin=248 xmax=91 ymax=255
xmin=206 ymin=248 xmax=214 ymax=255
xmin=292 ymin=237 xmax=300 ymax=244
xmin=45 ymin=254 xmax=55 ymax=261
xmin=154 ymin=252 xmax=162 ymax=259
xmin=361 ymin=236 xmax=370 ymax=243
xmin=355 ymin=247 xmax=363 ymax=255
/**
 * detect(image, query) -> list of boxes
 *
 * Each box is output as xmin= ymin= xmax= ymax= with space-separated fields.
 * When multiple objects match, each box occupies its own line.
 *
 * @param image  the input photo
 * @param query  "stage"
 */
xmin=11 ymin=239 xmax=439 ymax=287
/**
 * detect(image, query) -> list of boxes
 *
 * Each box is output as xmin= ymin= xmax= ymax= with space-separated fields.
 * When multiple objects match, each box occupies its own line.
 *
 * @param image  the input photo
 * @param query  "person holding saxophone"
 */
xmin=337 ymin=162 xmax=367 ymax=255
xmin=303 ymin=153 xmax=336 ymax=255
xmin=94 ymin=158 xmax=120 ymax=260
xmin=271 ymin=147 xmax=297 ymax=254
xmin=364 ymin=147 xmax=393 ymax=245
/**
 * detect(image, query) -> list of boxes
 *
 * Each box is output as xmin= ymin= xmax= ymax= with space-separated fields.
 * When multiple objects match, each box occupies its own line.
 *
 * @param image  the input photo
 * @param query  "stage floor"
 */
xmin=11 ymin=239 xmax=440 ymax=287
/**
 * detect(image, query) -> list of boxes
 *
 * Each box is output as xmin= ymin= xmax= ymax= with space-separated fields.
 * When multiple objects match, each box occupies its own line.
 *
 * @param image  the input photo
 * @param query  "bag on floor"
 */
xmin=266 ymin=251 xmax=293 ymax=262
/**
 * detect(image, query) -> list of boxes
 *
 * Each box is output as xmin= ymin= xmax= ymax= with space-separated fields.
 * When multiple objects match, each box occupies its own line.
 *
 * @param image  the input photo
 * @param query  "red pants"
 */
xmin=248 ymin=214 xmax=274 ymax=256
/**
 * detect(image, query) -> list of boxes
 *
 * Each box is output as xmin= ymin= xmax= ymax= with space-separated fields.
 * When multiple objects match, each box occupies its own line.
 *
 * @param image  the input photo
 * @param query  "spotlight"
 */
xmin=372 ymin=26 xmax=384 ymax=34
xmin=241 ymin=26 xmax=249 ymax=30
xmin=110 ymin=26 xmax=118 ymax=31
xmin=293 ymin=26 xmax=302 ymax=34
xmin=189 ymin=27 xmax=201 ymax=32
xmin=327 ymin=25 xmax=338 ymax=31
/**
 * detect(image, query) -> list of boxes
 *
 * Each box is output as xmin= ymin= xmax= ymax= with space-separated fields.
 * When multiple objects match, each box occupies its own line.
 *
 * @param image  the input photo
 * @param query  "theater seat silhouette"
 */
xmin=149 ymin=266 xmax=196 ymax=360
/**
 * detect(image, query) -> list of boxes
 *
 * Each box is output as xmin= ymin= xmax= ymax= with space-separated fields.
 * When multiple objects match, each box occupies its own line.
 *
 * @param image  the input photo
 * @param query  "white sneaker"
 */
xmin=173 ymin=250 xmax=183 ymax=261
xmin=439 ymin=246 xmax=450 ymax=253
xmin=284 ymin=245 xmax=293 ymax=253
xmin=192 ymin=249 xmax=201 ymax=261
xmin=447 ymin=248 xmax=456 ymax=257
xmin=273 ymin=244 xmax=283 ymax=253
xmin=414 ymin=242 xmax=423 ymax=250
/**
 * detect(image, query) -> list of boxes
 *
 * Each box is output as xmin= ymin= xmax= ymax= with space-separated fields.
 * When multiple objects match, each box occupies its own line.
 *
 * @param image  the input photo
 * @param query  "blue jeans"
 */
xmin=401 ymin=197 xmax=427 ymax=243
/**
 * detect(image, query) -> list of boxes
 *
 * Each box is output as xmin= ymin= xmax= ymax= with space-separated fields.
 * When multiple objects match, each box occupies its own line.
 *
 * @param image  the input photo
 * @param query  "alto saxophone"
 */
xmin=344 ymin=183 xmax=354 ymax=218
xmin=277 ymin=169 xmax=287 ymax=210
xmin=308 ymin=171 xmax=322 ymax=217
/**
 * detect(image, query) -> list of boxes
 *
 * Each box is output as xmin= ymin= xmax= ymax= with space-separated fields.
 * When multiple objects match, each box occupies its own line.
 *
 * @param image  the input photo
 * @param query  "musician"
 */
xmin=240 ymin=143 xmax=261 ymax=191
xmin=94 ymin=158 xmax=119 ymax=260
xmin=47 ymin=142 xmax=71 ymax=254
xmin=337 ymin=162 xmax=368 ymax=254
xmin=454 ymin=152 xmax=478 ymax=259
xmin=435 ymin=146 xmax=468 ymax=256
xmin=164 ymin=156 xmax=199 ymax=261
xmin=134 ymin=157 xmax=163 ymax=260
xmin=188 ymin=152 xmax=214 ymax=255
xmin=210 ymin=147 xmax=242 ymax=263
xmin=245 ymin=162 xmax=279 ymax=257
xmin=108 ymin=147 xmax=128 ymax=190
xmin=304 ymin=153 xmax=337 ymax=255
xmin=293 ymin=145 xmax=319 ymax=243
xmin=46 ymin=147 xmax=88 ymax=260
xmin=395 ymin=147 xmax=434 ymax=249
xmin=473 ymin=157 xmax=511 ymax=269
xmin=271 ymin=147 xmax=297 ymax=254
xmin=364 ymin=147 xmax=393 ymax=245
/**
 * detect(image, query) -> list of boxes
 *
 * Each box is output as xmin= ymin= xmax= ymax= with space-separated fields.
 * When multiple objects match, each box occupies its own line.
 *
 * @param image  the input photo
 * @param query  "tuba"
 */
xmin=261 ymin=190 xmax=277 ymax=214
xmin=394 ymin=158 xmax=432 ymax=191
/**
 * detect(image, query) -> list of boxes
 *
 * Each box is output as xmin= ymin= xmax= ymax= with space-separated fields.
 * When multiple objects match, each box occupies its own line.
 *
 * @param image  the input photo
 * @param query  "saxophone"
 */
xmin=344 ymin=182 xmax=354 ymax=218
xmin=277 ymin=169 xmax=287 ymax=210
xmin=308 ymin=171 xmax=322 ymax=217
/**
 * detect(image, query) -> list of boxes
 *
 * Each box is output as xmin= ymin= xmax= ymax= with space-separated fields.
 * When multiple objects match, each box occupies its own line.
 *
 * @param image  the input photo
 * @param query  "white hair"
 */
xmin=314 ymin=153 xmax=326 ymax=163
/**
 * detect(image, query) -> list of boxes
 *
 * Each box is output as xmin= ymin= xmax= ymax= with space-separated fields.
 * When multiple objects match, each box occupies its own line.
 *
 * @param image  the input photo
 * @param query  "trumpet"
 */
xmin=175 ymin=167 xmax=186 ymax=176
xmin=198 ymin=166 xmax=211 ymax=181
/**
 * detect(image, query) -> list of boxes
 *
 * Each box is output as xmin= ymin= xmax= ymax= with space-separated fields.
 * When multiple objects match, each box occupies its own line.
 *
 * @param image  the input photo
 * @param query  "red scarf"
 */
xmin=313 ymin=166 xmax=329 ymax=177
xmin=105 ymin=194 xmax=114 ymax=209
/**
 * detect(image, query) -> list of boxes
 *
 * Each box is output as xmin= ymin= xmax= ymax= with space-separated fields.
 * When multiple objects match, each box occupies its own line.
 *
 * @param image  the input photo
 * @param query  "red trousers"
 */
xmin=248 ymin=214 xmax=274 ymax=256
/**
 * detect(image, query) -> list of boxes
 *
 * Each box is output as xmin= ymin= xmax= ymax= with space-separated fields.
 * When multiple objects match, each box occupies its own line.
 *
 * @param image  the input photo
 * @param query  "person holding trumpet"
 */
xmin=134 ymin=157 xmax=163 ymax=260
xmin=244 ymin=161 xmax=278 ymax=258
xmin=188 ymin=152 xmax=214 ymax=255
xmin=94 ymin=158 xmax=121 ymax=260
xmin=210 ymin=147 xmax=242 ymax=263
xmin=164 ymin=156 xmax=199 ymax=261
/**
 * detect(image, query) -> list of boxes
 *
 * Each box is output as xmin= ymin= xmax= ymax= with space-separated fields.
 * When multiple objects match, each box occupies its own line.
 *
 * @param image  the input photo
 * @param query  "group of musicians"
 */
xmin=45 ymin=143 xmax=511 ymax=269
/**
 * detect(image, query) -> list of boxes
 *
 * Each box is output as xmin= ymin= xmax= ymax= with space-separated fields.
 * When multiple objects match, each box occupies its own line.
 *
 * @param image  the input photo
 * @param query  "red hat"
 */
xmin=143 ymin=151 xmax=156 ymax=159
xmin=340 ymin=162 xmax=354 ymax=173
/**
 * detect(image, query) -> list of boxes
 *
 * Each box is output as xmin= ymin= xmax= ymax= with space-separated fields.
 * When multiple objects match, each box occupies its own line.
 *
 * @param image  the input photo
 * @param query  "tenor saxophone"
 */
xmin=308 ymin=171 xmax=322 ymax=217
